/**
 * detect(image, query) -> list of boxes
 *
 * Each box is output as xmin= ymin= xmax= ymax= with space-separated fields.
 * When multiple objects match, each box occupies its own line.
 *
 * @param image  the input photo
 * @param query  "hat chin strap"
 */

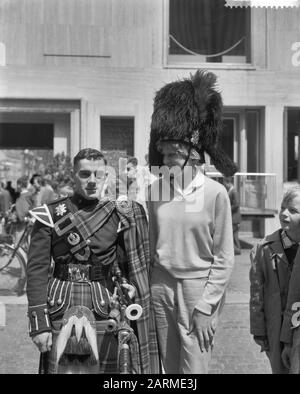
xmin=181 ymin=144 xmax=193 ymax=170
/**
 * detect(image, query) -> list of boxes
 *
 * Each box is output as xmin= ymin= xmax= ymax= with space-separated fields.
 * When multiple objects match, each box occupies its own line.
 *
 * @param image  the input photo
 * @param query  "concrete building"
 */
xmin=0 ymin=0 xmax=299 ymax=235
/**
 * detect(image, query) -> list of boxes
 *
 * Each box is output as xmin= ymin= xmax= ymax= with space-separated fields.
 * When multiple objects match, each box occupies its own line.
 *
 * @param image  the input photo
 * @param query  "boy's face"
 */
xmin=279 ymin=195 xmax=300 ymax=239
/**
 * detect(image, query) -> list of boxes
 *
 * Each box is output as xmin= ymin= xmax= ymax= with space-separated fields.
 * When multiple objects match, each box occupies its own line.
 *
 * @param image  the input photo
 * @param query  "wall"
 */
xmin=0 ymin=0 xmax=300 ymax=233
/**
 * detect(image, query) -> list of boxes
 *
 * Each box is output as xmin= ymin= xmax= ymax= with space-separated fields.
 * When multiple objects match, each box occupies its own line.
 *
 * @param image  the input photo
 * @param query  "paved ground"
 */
xmin=0 ymin=241 xmax=272 ymax=374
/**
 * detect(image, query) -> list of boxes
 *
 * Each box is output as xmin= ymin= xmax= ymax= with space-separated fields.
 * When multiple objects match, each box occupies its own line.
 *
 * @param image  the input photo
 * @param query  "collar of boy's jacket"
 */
xmin=281 ymin=230 xmax=300 ymax=249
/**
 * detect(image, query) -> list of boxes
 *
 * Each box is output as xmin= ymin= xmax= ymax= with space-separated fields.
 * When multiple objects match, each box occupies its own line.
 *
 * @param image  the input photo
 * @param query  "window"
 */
xmin=221 ymin=109 xmax=262 ymax=173
xmin=168 ymin=0 xmax=251 ymax=65
xmin=0 ymin=123 xmax=53 ymax=149
xmin=287 ymin=109 xmax=300 ymax=182
xmin=100 ymin=117 xmax=134 ymax=168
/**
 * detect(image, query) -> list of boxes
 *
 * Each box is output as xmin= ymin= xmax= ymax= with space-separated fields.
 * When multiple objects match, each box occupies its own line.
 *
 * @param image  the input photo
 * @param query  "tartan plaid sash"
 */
xmin=53 ymin=198 xmax=116 ymax=259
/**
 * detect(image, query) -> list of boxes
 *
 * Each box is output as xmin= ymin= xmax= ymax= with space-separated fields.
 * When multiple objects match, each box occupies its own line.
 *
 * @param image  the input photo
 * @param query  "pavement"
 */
xmin=0 ymin=238 xmax=272 ymax=374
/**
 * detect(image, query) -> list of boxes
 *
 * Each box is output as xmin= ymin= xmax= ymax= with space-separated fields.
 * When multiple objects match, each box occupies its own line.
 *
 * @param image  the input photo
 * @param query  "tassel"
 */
xmin=55 ymin=315 xmax=77 ymax=365
xmin=82 ymin=316 xmax=99 ymax=362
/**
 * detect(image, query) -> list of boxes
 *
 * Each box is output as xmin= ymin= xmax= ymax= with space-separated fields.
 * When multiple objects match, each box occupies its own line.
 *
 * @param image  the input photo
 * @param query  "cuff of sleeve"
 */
xmin=194 ymin=300 xmax=212 ymax=316
xmin=28 ymin=304 xmax=51 ymax=337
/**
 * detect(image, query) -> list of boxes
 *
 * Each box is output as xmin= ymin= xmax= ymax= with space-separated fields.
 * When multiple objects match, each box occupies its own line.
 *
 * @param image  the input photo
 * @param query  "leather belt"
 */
xmin=53 ymin=263 xmax=109 ymax=282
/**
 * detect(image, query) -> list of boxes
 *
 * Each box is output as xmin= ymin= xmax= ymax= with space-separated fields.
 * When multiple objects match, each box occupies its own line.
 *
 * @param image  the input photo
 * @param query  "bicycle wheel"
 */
xmin=0 ymin=243 xmax=27 ymax=296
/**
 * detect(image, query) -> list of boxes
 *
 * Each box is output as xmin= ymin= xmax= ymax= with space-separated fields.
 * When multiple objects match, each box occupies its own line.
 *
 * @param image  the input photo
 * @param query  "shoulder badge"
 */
xmin=29 ymin=204 xmax=54 ymax=228
xmin=55 ymin=203 xmax=67 ymax=217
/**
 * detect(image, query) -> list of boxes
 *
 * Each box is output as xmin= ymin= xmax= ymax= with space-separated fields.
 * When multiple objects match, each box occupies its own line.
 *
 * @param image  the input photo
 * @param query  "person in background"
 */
xmin=5 ymin=181 xmax=18 ymax=204
xmin=7 ymin=175 xmax=35 ymax=248
xmin=250 ymin=186 xmax=300 ymax=374
xmin=0 ymin=181 xmax=11 ymax=217
xmin=125 ymin=156 xmax=156 ymax=214
xmin=223 ymin=176 xmax=242 ymax=255
xmin=15 ymin=175 xmax=34 ymax=224
xmin=40 ymin=175 xmax=56 ymax=204
xmin=29 ymin=173 xmax=42 ymax=207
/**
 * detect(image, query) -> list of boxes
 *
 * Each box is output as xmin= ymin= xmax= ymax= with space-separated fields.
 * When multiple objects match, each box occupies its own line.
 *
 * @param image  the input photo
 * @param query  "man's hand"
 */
xmin=32 ymin=332 xmax=52 ymax=353
xmin=282 ymin=344 xmax=292 ymax=369
xmin=187 ymin=309 xmax=217 ymax=352
xmin=121 ymin=283 xmax=136 ymax=300
xmin=253 ymin=335 xmax=269 ymax=352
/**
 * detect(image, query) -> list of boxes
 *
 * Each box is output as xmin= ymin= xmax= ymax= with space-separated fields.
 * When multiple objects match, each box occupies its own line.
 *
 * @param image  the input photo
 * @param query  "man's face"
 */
xmin=279 ymin=195 xmax=300 ymax=240
xmin=126 ymin=162 xmax=137 ymax=179
xmin=33 ymin=177 xmax=42 ymax=192
xmin=73 ymin=158 xmax=106 ymax=200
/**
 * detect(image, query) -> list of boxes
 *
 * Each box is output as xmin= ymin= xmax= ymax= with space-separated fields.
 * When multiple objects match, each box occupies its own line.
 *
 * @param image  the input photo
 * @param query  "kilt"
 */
xmin=40 ymin=281 xmax=141 ymax=374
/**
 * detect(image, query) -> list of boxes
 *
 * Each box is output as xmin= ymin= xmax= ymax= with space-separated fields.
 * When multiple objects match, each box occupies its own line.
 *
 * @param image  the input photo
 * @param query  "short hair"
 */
xmin=127 ymin=156 xmax=138 ymax=167
xmin=223 ymin=176 xmax=233 ymax=184
xmin=282 ymin=186 xmax=300 ymax=205
xmin=73 ymin=148 xmax=106 ymax=168
xmin=30 ymin=173 xmax=41 ymax=185
xmin=17 ymin=175 xmax=29 ymax=189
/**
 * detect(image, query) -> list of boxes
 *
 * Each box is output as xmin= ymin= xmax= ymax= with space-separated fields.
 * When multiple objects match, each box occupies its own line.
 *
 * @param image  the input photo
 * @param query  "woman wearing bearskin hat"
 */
xmin=148 ymin=70 xmax=236 ymax=374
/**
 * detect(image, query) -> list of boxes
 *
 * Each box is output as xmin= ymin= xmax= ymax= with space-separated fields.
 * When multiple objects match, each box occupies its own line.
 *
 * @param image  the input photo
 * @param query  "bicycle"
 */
xmin=0 ymin=215 xmax=33 ymax=296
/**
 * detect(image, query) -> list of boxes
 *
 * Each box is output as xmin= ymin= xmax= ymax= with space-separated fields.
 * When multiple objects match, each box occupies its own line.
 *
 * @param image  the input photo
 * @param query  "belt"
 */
xmin=53 ymin=263 xmax=109 ymax=282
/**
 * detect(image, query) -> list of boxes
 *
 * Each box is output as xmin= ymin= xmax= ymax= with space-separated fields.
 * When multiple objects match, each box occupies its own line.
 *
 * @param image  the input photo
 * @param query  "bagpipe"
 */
xmin=106 ymin=268 xmax=143 ymax=374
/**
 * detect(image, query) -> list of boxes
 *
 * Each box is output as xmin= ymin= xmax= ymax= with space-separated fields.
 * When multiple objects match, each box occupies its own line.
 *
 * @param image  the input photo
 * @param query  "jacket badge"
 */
xmin=55 ymin=203 xmax=67 ymax=217
xmin=67 ymin=232 xmax=80 ymax=246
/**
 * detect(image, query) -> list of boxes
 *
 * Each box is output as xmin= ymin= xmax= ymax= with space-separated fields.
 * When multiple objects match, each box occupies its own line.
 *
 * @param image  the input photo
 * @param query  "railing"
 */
xmin=206 ymin=171 xmax=278 ymax=218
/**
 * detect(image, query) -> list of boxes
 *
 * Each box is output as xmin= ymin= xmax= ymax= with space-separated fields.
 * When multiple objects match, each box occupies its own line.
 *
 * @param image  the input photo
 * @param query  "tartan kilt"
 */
xmin=40 ymin=282 xmax=141 ymax=374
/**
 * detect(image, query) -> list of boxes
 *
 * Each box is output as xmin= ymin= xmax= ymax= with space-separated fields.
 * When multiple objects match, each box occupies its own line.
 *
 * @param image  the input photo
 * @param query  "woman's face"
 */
xmin=160 ymin=143 xmax=189 ymax=169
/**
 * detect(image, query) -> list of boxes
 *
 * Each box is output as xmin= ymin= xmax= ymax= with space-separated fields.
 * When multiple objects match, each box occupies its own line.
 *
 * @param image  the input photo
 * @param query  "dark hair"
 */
xmin=30 ymin=173 xmax=41 ymax=185
xmin=17 ymin=175 xmax=29 ymax=189
xmin=223 ymin=176 xmax=233 ymax=184
xmin=127 ymin=157 xmax=138 ymax=167
xmin=73 ymin=148 xmax=106 ymax=168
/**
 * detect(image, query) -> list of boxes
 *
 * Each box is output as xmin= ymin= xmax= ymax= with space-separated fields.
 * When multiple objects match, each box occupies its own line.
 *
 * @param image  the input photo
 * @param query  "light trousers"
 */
xmin=151 ymin=265 xmax=220 ymax=374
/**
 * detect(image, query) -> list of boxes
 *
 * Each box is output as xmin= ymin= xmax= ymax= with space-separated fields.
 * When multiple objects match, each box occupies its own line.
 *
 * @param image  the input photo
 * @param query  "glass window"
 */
xmin=100 ymin=117 xmax=134 ymax=169
xmin=287 ymin=109 xmax=300 ymax=182
xmin=0 ymin=123 xmax=53 ymax=149
xmin=168 ymin=0 xmax=251 ymax=64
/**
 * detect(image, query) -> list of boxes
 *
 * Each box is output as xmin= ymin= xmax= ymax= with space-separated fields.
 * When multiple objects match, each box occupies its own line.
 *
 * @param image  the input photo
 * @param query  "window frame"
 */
xmin=163 ymin=0 xmax=264 ymax=70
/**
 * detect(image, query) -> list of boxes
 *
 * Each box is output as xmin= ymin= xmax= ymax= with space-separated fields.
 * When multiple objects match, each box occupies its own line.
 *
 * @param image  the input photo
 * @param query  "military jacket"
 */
xmin=26 ymin=194 xmax=129 ymax=336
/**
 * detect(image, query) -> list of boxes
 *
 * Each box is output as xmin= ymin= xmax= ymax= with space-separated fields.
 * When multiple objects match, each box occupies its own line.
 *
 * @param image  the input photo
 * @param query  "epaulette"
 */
xmin=30 ymin=196 xmax=70 ymax=228
xmin=29 ymin=204 xmax=54 ymax=228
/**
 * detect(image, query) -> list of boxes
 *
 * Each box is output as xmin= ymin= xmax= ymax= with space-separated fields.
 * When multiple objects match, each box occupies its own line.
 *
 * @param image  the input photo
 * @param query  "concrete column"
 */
xmin=70 ymin=109 xmax=80 ymax=161
xmin=264 ymin=105 xmax=284 ymax=235
xmin=80 ymin=100 xmax=100 ymax=151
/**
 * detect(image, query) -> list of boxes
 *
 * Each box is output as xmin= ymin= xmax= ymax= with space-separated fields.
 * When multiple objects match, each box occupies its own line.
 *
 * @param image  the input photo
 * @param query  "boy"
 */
xmin=250 ymin=186 xmax=300 ymax=374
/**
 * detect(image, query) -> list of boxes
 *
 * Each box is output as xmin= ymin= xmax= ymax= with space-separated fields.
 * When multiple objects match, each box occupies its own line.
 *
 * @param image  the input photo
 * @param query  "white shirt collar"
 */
xmin=163 ymin=167 xmax=205 ymax=198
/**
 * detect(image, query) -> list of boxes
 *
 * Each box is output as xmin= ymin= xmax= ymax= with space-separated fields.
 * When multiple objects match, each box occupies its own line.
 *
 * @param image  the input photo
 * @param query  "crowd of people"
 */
xmin=2 ymin=69 xmax=300 ymax=375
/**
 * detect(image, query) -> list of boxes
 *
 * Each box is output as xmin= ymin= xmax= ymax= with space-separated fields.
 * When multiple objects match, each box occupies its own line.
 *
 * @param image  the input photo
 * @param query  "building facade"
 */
xmin=0 ymin=0 xmax=300 ymax=235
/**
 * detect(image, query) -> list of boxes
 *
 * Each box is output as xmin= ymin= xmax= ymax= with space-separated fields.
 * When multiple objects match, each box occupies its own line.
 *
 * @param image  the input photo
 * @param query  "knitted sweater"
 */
xmin=148 ymin=173 xmax=235 ymax=315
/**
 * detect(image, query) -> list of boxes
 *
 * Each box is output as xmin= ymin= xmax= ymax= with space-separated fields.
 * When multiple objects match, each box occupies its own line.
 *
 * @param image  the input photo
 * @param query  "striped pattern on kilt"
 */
xmin=41 ymin=282 xmax=141 ymax=374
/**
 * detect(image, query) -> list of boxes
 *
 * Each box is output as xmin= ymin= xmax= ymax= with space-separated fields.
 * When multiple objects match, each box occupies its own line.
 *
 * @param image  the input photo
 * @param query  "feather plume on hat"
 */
xmin=148 ymin=70 xmax=237 ymax=177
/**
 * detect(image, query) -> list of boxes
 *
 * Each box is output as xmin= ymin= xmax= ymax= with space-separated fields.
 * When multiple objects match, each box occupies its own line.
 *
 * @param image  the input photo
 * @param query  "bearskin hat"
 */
xmin=148 ymin=70 xmax=237 ymax=177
